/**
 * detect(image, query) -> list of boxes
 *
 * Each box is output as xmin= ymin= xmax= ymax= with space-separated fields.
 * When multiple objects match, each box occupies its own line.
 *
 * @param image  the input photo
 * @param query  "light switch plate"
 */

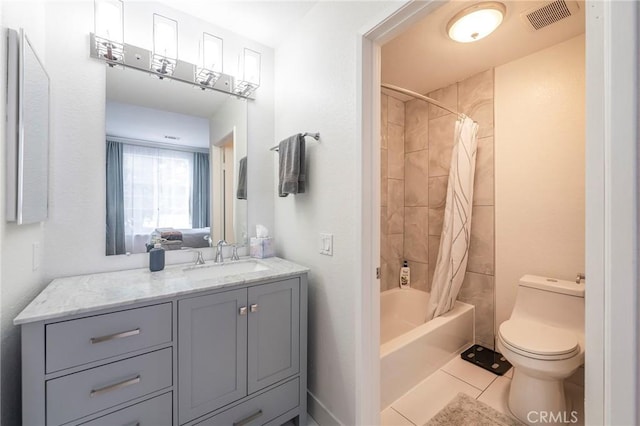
xmin=319 ymin=233 xmax=333 ymax=256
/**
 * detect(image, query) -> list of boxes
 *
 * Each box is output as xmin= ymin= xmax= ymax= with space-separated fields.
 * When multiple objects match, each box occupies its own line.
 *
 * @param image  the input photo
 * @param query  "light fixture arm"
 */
xmin=89 ymin=33 xmax=256 ymax=100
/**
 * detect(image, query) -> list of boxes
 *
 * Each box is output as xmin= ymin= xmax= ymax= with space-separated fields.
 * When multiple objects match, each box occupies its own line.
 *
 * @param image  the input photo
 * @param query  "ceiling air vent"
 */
xmin=521 ymin=0 xmax=580 ymax=31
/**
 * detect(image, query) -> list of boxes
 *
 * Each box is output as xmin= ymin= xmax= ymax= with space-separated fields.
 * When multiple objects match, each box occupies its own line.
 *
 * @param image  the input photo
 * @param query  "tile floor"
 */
xmin=381 ymin=354 xmax=585 ymax=425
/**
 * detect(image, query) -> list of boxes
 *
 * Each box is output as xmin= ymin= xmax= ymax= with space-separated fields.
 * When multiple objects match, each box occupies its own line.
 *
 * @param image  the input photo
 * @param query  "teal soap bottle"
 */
xmin=149 ymin=243 xmax=165 ymax=272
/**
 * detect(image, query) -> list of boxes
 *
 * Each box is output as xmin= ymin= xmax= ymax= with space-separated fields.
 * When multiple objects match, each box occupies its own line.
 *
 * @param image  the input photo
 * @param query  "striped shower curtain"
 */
xmin=426 ymin=116 xmax=479 ymax=321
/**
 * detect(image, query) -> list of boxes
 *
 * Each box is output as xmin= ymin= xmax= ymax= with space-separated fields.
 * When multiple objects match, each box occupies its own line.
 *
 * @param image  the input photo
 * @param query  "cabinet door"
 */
xmin=178 ymin=289 xmax=247 ymax=424
xmin=247 ymin=279 xmax=300 ymax=394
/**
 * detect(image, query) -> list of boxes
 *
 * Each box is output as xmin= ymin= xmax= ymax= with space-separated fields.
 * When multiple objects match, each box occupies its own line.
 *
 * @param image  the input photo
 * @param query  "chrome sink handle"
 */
xmin=181 ymin=247 xmax=205 ymax=265
xmin=231 ymin=244 xmax=240 ymax=261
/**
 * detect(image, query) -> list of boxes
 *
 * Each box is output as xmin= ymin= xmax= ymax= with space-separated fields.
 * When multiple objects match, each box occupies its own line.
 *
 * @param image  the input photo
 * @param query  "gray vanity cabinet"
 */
xmin=18 ymin=261 xmax=307 ymax=426
xmin=178 ymin=278 xmax=301 ymax=425
xmin=178 ymin=288 xmax=248 ymax=423
xmin=247 ymin=279 xmax=300 ymax=394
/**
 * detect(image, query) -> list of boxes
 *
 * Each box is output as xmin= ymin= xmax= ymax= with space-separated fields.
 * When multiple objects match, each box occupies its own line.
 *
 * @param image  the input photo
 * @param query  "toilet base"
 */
xmin=509 ymin=369 xmax=574 ymax=426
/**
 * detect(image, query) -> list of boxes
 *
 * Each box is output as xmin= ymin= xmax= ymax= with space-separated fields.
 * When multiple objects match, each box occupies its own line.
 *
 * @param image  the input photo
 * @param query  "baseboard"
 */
xmin=307 ymin=390 xmax=342 ymax=426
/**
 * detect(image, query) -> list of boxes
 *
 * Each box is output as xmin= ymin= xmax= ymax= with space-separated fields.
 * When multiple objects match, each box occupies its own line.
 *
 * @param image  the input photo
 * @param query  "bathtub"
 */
xmin=380 ymin=288 xmax=474 ymax=408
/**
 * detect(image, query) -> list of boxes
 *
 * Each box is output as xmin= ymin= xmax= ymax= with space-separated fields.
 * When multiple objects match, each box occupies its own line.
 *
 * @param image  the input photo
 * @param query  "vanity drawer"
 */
xmin=79 ymin=392 xmax=173 ymax=426
xmin=195 ymin=378 xmax=299 ymax=426
xmin=46 ymin=348 xmax=173 ymax=426
xmin=46 ymin=303 xmax=172 ymax=372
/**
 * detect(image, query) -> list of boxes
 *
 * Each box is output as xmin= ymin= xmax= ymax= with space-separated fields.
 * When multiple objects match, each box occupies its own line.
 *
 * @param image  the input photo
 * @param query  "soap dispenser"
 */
xmin=399 ymin=260 xmax=410 ymax=289
xmin=149 ymin=243 xmax=165 ymax=272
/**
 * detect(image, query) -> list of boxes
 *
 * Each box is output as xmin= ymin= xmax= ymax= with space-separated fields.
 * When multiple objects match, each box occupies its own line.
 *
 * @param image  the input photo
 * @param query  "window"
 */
xmin=122 ymin=144 xmax=193 ymax=252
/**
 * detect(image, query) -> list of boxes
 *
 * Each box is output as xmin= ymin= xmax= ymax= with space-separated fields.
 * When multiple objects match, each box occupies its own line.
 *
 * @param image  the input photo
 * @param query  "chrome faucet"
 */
xmin=215 ymin=240 xmax=227 ymax=263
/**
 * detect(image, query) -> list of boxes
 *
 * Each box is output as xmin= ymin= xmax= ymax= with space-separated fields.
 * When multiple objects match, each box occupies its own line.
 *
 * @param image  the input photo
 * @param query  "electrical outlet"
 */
xmin=319 ymin=233 xmax=333 ymax=256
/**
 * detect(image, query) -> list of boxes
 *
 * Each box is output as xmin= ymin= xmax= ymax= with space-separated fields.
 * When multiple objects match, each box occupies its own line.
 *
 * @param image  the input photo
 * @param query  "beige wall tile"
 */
xmin=428 ymin=176 xmax=448 ymax=208
xmin=381 ymin=93 xmax=388 ymax=149
xmin=408 ymin=261 xmax=429 ymax=292
xmin=382 ymin=261 xmax=393 ymax=291
xmin=378 ymin=259 xmax=388 ymax=291
xmin=429 ymin=207 xmax=444 ymax=237
xmin=388 ymin=124 xmax=405 ymax=179
xmin=467 ymin=206 xmax=494 ymax=275
xmin=387 ymin=234 xmax=404 ymax=290
xmin=388 ymin=179 xmax=404 ymax=234
xmin=388 ymin=96 xmax=405 ymax=126
xmin=458 ymin=272 xmax=495 ymax=349
xmin=381 ymin=206 xmax=388 ymax=236
xmin=428 ymin=114 xmax=457 ymax=176
xmin=404 ymin=207 xmax=429 ymax=263
xmin=381 ymin=149 xmax=388 ymax=206
xmin=380 ymin=231 xmax=389 ymax=262
xmin=458 ymin=69 xmax=494 ymax=138
xmin=473 ymin=137 xmax=494 ymax=206
xmin=404 ymin=150 xmax=429 ymax=206
xmin=405 ymin=99 xmax=429 ymax=152
xmin=428 ymin=83 xmax=458 ymax=119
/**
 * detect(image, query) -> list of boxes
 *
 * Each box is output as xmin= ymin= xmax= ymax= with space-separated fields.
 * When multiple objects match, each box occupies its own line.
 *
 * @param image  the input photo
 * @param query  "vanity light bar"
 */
xmin=89 ymin=33 xmax=256 ymax=100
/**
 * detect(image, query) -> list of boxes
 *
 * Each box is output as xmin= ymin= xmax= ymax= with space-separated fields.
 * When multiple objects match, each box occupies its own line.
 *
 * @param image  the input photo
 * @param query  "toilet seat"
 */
xmin=499 ymin=319 xmax=580 ymax=360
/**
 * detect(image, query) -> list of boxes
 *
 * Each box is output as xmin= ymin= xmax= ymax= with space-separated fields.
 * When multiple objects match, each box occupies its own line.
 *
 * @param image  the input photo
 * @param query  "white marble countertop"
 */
xmin=14 ymin=257 xmax=309 ymax=325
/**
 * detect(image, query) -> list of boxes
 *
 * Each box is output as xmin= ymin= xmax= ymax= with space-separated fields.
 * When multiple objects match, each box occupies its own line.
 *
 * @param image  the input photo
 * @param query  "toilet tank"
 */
xmin=510 ymin=275 xmax=585 ymax=334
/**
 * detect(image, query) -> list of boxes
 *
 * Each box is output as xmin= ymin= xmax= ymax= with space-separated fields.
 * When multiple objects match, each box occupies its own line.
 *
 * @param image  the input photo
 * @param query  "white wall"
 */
xmin=273 ymin=2 xmax=399 ymax=423
xmin=42 ymin=1 xmax=274 ymax=281
xmin=0 ymin=3 xmax=47 ymax=424
xmin=0 ymin=0 xmax=274 ymax=421
xmin=495 ymin=35 xmax=585 ymax=329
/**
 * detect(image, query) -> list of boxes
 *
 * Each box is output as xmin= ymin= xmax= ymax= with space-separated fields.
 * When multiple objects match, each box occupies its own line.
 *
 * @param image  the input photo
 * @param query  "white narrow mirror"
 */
xmin=6 ymin=29 xmax=50 ymax=225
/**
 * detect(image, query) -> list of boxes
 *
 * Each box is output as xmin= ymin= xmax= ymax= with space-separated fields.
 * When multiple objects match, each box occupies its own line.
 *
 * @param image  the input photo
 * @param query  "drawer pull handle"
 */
xmin=239 ymin=306 xmax=248 ymax=316
xmin=90 ymin=375 xmax=141 ymax=398
xmin=250 ymin=304 xmax=258 ymax=313
xmin=90 ymin=328 xmax=140 ymax=344
xmin=233 ymin=409 xmax=263 ymax=426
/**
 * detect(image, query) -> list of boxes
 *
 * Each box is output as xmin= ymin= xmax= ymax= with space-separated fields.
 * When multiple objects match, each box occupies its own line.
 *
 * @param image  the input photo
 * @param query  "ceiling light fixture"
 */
xmin=447 ymin=2 xmax=506 ymax=43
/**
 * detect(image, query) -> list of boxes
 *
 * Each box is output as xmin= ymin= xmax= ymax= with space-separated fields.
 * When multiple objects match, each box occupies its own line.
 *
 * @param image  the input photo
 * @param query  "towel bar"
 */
xmin=270 ymin=132 xmax=320 ymax=151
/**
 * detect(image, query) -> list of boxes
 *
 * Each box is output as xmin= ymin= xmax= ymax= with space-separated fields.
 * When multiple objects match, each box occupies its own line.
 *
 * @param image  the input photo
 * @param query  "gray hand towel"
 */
xmin=236 ymin=156 xmax=247 ymax=200
xmin=278 ymin=134 xmax=306 ymax=197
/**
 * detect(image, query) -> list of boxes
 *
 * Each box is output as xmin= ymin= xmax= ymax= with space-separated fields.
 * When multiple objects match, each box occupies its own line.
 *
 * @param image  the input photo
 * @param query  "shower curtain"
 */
xmin=426 ymin=116 xmax=479 ymax=321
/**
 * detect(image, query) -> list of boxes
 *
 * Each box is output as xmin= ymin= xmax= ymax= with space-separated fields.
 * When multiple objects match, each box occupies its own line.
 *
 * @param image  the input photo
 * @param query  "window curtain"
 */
xmin=122 ymin=145 xmax=193 ymax=253
xmin=106 ymin=140 xmax=126 ymax=255
xmin=192 ymin=152 xmax=210 ymax=228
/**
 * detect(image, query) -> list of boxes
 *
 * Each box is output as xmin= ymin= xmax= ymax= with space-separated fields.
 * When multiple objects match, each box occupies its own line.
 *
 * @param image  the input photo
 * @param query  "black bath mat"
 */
xmin=461 ymin=344 xmax=512 ymax=376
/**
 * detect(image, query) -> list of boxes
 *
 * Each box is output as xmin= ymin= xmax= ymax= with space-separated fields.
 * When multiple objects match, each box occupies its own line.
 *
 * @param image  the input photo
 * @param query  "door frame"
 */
xmin=355 ymin=1 xmax=639 ymax=425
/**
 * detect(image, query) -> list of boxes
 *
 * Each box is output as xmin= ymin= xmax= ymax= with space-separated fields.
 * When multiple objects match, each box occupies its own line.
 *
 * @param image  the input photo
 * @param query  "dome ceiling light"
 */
xmin=447 ymin=2 xmax=506 ymax=43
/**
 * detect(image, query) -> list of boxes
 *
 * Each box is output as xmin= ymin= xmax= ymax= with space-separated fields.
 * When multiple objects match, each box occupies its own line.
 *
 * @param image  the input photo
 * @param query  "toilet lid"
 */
xmin=499 ymin=319 xmax=579 ymax=357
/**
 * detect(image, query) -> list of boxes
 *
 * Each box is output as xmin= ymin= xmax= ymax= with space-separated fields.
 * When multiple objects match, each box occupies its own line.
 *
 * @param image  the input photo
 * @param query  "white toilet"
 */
xmin=497 ymin=275 xmax=584 ymax=426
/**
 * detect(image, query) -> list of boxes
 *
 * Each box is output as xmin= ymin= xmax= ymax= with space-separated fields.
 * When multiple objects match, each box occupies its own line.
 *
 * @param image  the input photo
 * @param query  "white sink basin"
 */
xmin=183 ymin=260 xmax=269 ymax=281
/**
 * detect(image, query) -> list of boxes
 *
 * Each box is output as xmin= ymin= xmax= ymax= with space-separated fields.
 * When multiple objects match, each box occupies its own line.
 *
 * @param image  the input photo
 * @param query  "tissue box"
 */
xmin=250 ymin=237 xmax=275 ymax=259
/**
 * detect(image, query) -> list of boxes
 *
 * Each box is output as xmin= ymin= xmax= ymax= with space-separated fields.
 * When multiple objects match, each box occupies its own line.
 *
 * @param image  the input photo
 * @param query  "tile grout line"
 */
xmin=439 ymin=367 xmax=498 ymax=394
xmin=391 ymin=406 xmax=418 ymax=426
xmin=475 ymin=374 xmax=500 ymax=400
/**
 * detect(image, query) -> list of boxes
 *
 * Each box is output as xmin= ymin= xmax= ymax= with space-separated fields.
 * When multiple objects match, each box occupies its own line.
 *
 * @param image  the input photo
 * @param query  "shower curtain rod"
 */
xmin=381 ymin=83 xmax=465 ymax=118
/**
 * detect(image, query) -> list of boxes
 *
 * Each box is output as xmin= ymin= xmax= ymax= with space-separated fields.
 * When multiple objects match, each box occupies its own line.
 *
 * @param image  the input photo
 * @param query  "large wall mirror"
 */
xmin=105 ymin=65 xmax=247 ymax=255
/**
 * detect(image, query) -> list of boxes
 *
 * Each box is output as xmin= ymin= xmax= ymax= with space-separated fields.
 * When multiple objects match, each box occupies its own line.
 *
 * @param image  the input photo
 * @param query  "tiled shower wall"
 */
xmin=380 ymin=94 xmax=405 ymax=292
xmin=380 ymin=69 xmax=495 ymax=348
